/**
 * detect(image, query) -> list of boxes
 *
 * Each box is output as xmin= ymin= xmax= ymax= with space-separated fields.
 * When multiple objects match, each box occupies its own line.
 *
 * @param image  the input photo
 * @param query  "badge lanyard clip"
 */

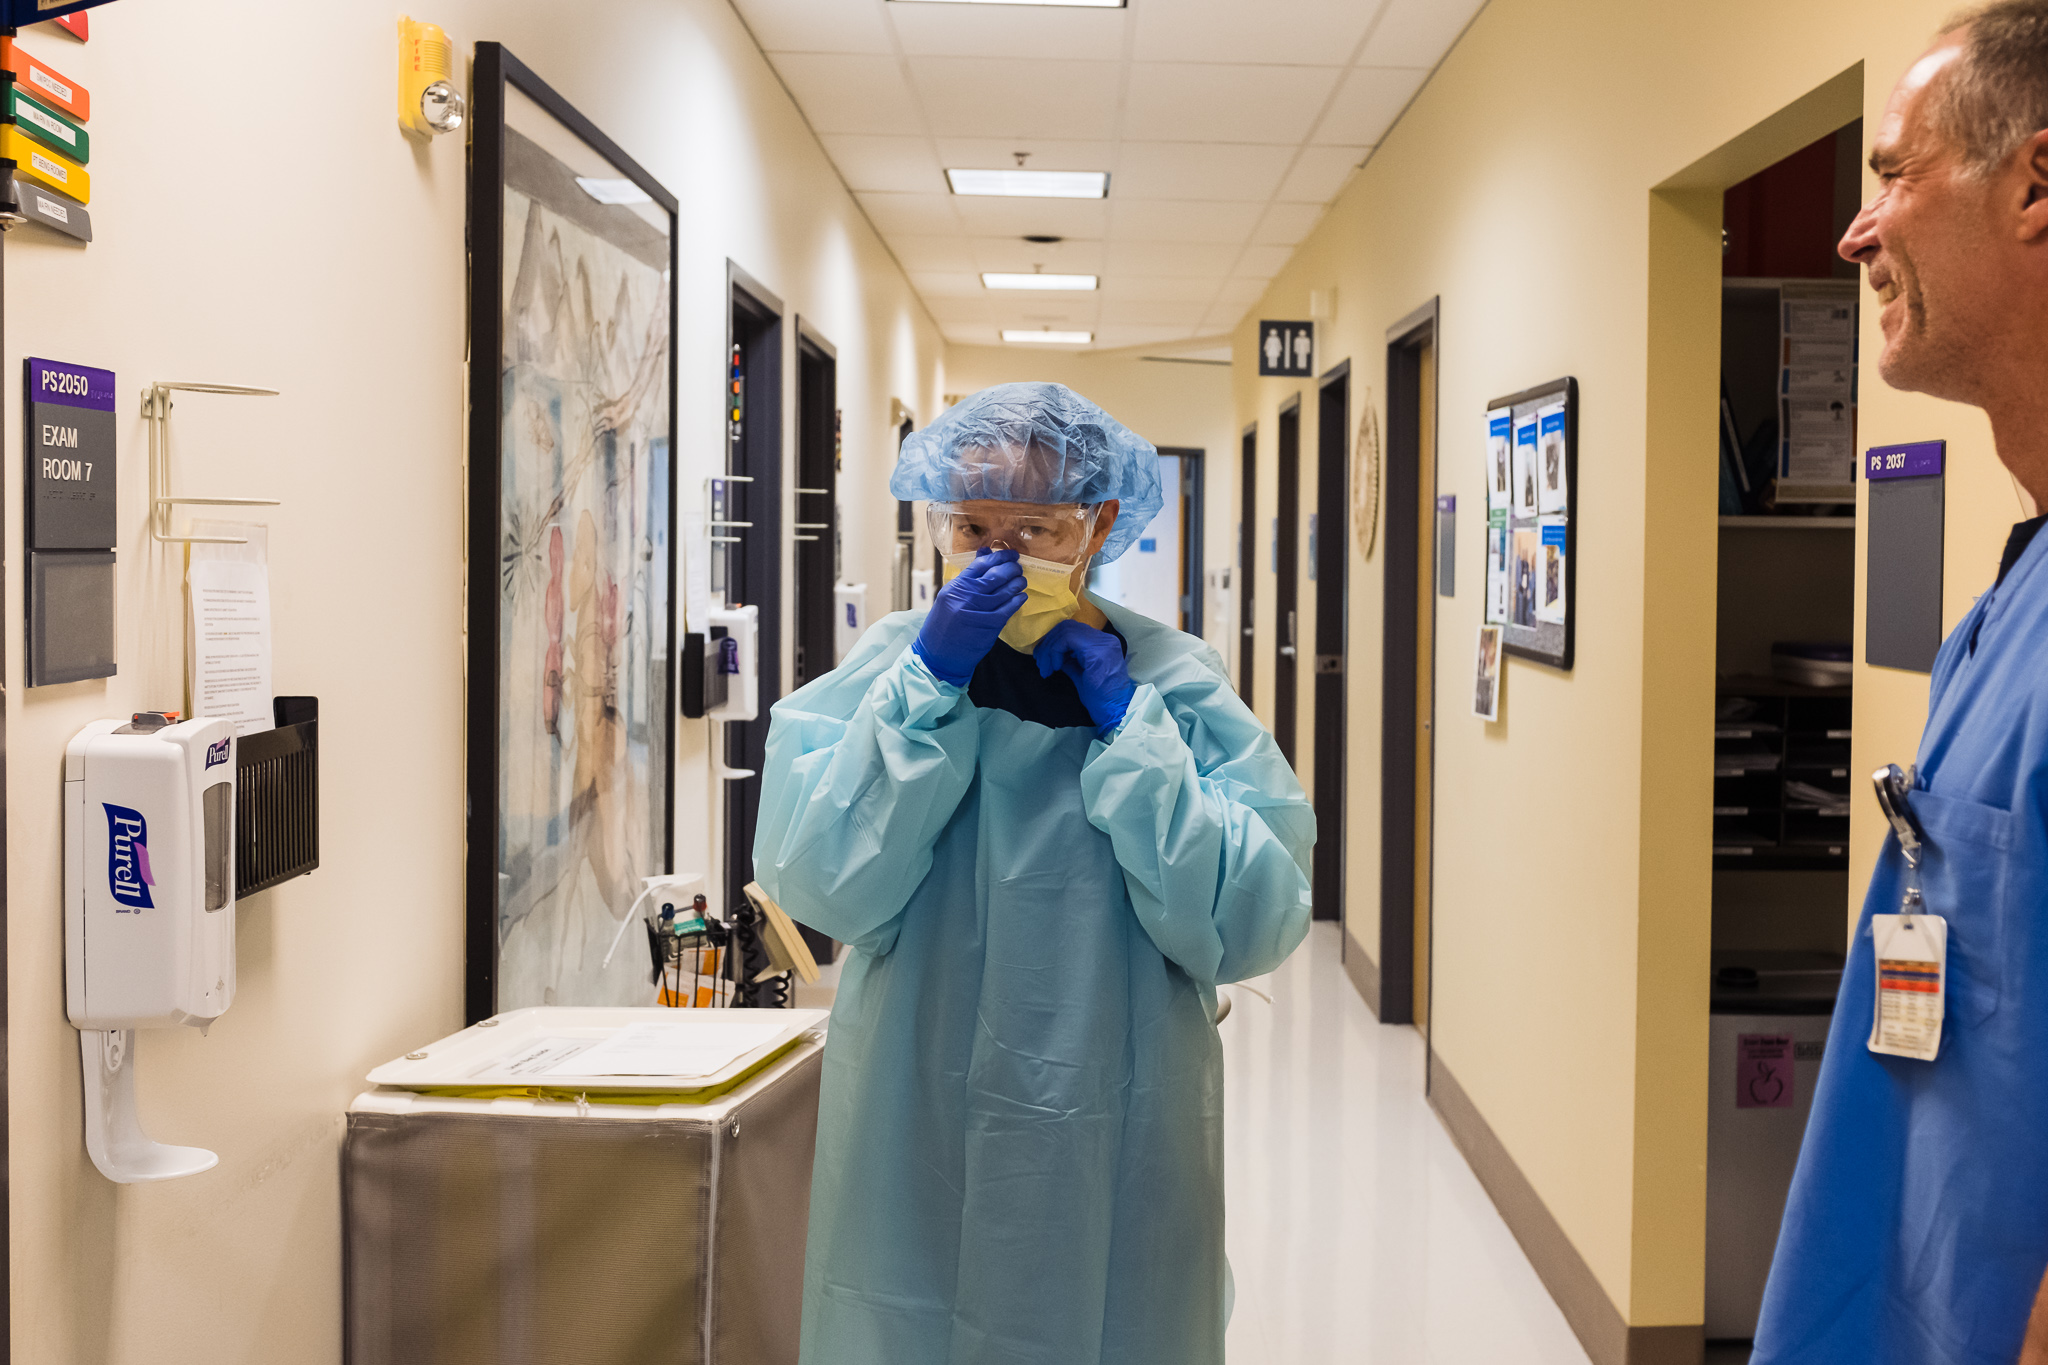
xmin=1872 ymin=763 xmax=1926 ymax=923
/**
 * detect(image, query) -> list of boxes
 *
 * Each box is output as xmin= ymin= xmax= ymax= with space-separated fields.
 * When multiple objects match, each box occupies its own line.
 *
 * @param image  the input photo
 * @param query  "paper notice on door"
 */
xmin=185 ymin=520 xmax=274 ymax=735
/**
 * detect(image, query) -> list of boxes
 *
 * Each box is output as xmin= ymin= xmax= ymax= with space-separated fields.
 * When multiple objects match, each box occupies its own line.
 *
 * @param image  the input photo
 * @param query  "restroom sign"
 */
xmin=1258 ymin=320 xmax=1314 ymax=377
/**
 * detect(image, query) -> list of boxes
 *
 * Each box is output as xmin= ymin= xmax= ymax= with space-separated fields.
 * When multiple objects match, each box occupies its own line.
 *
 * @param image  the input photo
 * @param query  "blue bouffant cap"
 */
xmin=889 ymin=381 xmax=1164 ymax=564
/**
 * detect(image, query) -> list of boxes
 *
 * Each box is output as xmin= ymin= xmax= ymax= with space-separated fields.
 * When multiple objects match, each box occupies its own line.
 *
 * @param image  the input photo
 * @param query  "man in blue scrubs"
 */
xmin=1755 ymin=6 xmax=2048 ymax=1362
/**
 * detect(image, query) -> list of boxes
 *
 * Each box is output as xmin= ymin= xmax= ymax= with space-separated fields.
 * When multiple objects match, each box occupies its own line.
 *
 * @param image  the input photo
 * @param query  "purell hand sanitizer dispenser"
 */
xmin=65 ymin=712 xmax=236 ymax=1182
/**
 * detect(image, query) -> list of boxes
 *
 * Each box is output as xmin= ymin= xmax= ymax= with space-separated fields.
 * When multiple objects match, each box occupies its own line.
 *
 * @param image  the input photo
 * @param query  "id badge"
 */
xmin=1868 ymin=912 xmax=1947 ymax=1061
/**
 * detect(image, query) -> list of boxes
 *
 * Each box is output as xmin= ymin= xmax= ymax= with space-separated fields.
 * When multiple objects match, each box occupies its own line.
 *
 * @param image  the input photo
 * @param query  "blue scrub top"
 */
xmin=1756 ymin=518 xmax=2048 ymax=1364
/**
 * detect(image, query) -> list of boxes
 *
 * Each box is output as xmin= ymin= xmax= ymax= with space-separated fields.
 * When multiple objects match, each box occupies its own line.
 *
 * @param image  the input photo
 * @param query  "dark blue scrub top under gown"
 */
xmin=1755 ymin=515 xmax=2048 ymax=1364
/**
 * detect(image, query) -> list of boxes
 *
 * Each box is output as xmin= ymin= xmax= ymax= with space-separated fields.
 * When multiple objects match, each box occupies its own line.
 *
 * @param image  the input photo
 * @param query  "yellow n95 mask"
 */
xmin=938 ymin=550 xmax=1087 ymax=652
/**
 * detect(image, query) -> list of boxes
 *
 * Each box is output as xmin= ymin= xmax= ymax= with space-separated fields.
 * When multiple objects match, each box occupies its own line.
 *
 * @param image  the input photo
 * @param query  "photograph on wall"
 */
xmin=1512 ymin=413 xmax=1540 ymax=520
xmin=469 ymin=47 xmax=680 ymax=1016
xmin=1486 ymin=521 xmax=1509 ymax=625
xmin=1487 ymin=407 xmax=1512 ymax=513
xmin=1489 ymin=377 xmax=1576 ymax=669
xmin=1474 ymin=624 xmax=1503 ymax=722
xmin=1537 ymin=401 xmax=1569 ymax=514
xmin=1536 ymin=516 xmax=1568 ymax=623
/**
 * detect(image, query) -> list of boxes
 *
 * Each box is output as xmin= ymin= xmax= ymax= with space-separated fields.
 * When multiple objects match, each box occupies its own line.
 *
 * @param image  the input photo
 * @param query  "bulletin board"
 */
xmin=466 ymin=44 xmax=680 ymax=1020
xmin=1483 ymin=377 xmax=1577 ymax=670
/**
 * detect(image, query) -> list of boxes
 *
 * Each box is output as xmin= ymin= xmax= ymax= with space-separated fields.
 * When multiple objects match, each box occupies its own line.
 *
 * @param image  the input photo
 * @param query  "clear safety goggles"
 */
xmin=925 ymin=501 xmax=1100 ymax=567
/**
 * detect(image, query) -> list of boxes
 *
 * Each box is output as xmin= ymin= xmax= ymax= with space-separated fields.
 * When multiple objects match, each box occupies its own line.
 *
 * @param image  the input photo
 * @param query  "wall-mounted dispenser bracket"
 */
xmin=142 ymin=381 xmax=282 ymax=544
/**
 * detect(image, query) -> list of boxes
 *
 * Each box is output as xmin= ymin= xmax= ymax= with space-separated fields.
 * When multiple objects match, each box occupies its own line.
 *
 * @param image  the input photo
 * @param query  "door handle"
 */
xmin=1280 ymin=646 xmax=1297 ymax=657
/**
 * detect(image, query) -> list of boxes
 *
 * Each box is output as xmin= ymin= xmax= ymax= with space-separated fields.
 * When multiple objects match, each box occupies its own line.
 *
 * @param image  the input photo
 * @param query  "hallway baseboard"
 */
xmin=1428 ymin=1052 xmax=1705 ymax=1365
xmin=1343 ymin=940 xmax=1382 ymax=1017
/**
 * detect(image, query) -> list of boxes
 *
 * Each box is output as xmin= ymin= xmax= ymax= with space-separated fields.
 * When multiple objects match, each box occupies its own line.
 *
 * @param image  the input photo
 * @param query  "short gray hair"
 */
xmin=1934 ymin=1 xmax=2048 ymax=176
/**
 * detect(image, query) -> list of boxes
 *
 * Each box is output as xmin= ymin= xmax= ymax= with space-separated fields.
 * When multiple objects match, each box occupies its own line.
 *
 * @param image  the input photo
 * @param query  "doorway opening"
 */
xmin=1312 ymin=364 xmax=1350 ymax=923
xmin=1378 ymin=300 xmax=1439 ymax=1026
xmin=722 ymin=271 xmax=782 ymax=933
xmin=1090 ymin=447 xmax=1202 ymax=631
xmin=1703 ymin=117 xmax=1862 ymax=1351
xmin=793 ymin=324 xmax=837 ymax=690
xmin=1273 ymin=400 xmax=1302 ymax=767
xmin=1238 ymin=425 xmax=1257 ymax=702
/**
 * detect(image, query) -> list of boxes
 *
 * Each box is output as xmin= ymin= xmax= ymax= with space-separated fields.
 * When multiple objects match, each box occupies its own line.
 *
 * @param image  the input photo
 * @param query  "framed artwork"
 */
xmin=467 ymin=44 xmax=679 ymax=1018
xmin=1484 ymin=377 xmax=1576 ymax=670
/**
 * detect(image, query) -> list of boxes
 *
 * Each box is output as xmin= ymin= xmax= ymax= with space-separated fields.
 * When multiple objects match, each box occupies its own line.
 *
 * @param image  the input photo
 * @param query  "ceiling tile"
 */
xmin=924 ymin=296 xmax=999 ymax=325
xmin=1113 ymin=142 xmax=1291 ymax=202
xmin=1100 ymin=276 xmax=1220 ymax=303
xmin=1132 ymin=0 xmax=1392 ymax=66
xmin=908 ymin=271 xmax=989 ymax=299
xmin=732 ymin=0 xmax=894 ymax=53
xmin=1108 ymin=200 xmax=1262 ymax=244
xmin=951 ymin=196 xmax=1110 ymax=239
xmin=772 ymin=53 xmax=925 ymax=135
xmin=857 ymin=192 xmax=963 ymax=236
xmin=885 ymin=235 xmax=981 ymax=272
xmin=1099 ymin=300 xmax=1211 ymax=328
xmin=1357 ymin=0 xmax=1488 ymax=68
xmin=1276 ymin=144 xmax=1368 ymax=201
xmin=1123 ymin=64 xmax=1342 ymax=144
xmin=1202 ymin=302 xmax=1252 ymax=333
xmin=1104 ymin=240 xmax=1242 ymax=276
xmin=1232 ymin=244 xmax=1296 ymax=275
xmin=888 ymin=3 xmax=1129 ymax=60
xmin=932 ymin=138 xmax=1117 ymax=173
xmin=1252 ymin=202 xmax=1327 ymax=246
xmin=1096 ymin=324 xmax=1201 ymax=349
xmin=1215 ymin=277 xmax=1274 ymax=305
xmin=1313 ymin=66 xmax=1428 ymax=146
xmin=820 ymin=135 xmax=948 ymax=193
xmin=906 ymin=57 xmax=1123 ymax=140
xmin=970 ymin=237 xmax=1109 ymax=273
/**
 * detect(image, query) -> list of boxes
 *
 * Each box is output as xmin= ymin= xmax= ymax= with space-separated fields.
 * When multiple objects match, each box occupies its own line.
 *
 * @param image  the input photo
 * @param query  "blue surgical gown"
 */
xmin=1755 ymin=524 xmax=2048 ymax=1363
xmin=753 ymin=600 xmax=1314 ymax=1365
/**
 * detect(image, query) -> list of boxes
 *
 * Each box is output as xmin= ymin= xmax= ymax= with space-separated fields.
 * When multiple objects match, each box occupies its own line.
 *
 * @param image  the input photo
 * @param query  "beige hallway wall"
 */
xmin=4 ymin=4 xmax=942 ymax=1362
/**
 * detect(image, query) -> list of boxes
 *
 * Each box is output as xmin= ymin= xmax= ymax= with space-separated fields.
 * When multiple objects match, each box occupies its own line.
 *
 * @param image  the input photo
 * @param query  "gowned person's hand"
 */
xmin=1033 ymin=618 xmax=1136 ymax=735
xmin=913 ymin=549 xmax=1024 ymax=685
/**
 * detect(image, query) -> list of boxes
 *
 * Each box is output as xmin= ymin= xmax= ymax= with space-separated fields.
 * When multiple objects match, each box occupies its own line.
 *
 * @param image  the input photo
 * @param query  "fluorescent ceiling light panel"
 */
xmin=947 ymin=169 xmax=1108 ymax=199
xmin=894 ymin=0 xmax=1123 ymax=7
xmin=1003 ymin=330 xmax=1093 ymax=344
xmin=981 ymin=272 xmax=1099 ymax=291
xmin=578 ymin=177 xmax=651 ymax=205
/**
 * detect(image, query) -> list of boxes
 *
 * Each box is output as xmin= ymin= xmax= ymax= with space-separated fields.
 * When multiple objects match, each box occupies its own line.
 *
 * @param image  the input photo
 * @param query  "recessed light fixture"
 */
xmin=947 ymin=169 xmax=1108 ymax=199
xmin=893 ymin=0 xmax=1123 ymax=8
xmin=982 ymin=272 xmax=1098 ymax=291
xmin=1003 ymin=329 xmax=1093 ymax=344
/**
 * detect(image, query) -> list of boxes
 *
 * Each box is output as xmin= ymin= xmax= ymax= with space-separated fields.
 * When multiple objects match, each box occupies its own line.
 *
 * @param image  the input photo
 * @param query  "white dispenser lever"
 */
xmin=66 ymin=712 xmax=236 ymax=1182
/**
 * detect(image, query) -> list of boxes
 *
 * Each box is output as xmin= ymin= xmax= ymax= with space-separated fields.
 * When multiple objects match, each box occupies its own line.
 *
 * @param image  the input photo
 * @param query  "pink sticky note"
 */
xmin=1737 ymin=1034 xmax=1795 ymax=1109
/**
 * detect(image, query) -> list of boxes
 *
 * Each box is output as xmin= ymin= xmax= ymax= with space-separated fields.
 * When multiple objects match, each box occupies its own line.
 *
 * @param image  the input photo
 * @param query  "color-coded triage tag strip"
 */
xmin=1869 ymin=912 xmax=1946 ymax=1061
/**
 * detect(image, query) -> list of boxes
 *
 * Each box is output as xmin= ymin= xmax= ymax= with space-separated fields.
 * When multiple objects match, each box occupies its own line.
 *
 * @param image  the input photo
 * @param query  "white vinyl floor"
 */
xmin=1219 ymin=923 xmax=1594 ymax=1365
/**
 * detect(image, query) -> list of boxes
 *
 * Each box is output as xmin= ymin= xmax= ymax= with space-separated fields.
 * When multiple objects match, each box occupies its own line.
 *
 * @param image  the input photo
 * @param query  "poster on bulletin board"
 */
xmin=1483 ymin=377 xmax=1577 ymax=670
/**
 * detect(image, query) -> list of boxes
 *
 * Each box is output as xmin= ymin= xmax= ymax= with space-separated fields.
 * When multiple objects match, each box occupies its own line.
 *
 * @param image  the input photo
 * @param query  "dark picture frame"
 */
xmin=466 ymin=44 xmax=680 ymax=1022
xmin=1487 ymin=376 xmax=1577 ymax=671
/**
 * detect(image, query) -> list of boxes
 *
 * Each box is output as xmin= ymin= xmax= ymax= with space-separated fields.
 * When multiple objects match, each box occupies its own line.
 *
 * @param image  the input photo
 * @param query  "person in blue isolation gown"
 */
xmin=754 ymin=382 xmax=1314 ymax=1365
xmin=1755 ymin=8 xmax=2048 ymax=1362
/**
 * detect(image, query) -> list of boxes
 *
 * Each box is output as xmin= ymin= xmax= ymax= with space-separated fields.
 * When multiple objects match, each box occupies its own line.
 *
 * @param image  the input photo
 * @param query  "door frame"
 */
xmin=1312 ymin=361 xmax=1351 ymax=923
xmin=1238 ymin=424 xmax=1257 ymax=702
xmin=723 ymin=263 xmax=784 ymax=927
xmin=791 ymin=318 xmax=837 ymax=689
xmin=1379 ymin=298 xmax=1440 ymax=1026
xmin=1156 ymin=446 xmax=1205 ymax=634
xmin=1272 ymin=397 xmax=1303 ymax=767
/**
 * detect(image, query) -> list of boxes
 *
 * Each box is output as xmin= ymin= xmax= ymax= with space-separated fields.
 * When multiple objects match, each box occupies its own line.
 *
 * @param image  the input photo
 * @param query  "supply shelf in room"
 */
xmin=1713 ymin=682 xmax=1851 ymax=871
xmin=1719 ymin=516 xmax=1856 ymax=530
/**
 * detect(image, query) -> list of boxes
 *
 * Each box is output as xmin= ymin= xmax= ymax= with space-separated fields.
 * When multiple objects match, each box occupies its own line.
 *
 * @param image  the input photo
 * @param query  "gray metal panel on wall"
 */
xmin=1865 ymin=468 xmax=1944 ymax=673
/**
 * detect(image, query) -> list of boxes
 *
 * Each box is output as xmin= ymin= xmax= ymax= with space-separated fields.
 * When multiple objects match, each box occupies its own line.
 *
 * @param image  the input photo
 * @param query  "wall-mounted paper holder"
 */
xmin=142 ymin=381 xmax=282 ymax=545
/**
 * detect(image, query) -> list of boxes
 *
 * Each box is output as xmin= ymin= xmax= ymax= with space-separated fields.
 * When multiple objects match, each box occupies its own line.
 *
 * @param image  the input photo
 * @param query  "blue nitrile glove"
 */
xmin=1033 ymin=618 xmax=1137 ymax=736
xmin=913 ymin=549 xmax=1024 ymax=686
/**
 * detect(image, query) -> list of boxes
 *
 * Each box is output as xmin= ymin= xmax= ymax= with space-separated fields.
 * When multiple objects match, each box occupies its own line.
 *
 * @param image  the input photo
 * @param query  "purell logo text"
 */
xmin=104 ymin=803 xmax=155 ymax=911
xmin=205 ymin=738 xmax=230 ymax=769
